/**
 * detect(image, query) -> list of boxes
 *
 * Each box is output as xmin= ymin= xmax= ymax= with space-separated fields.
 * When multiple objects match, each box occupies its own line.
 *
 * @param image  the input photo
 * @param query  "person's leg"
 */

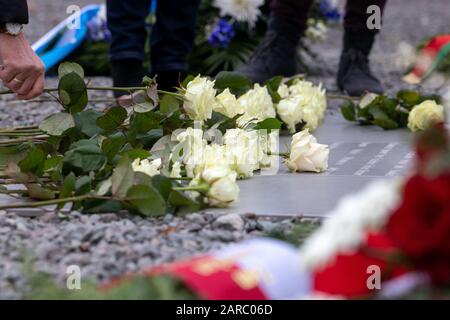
xmin=106 ymin=0 xmax=151 ymax=95
xmin=237 ymin=0 xmax=314 ymax=84
xmin=150 ymin=0 xmax=201 ymax=91
xmin=337 ymin=0 xmax=388 ymax=95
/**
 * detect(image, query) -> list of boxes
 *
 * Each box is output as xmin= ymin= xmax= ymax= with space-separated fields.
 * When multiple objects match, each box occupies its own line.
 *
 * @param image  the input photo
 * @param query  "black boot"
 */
xmin=237 ymin=18 xmax=302 ymax=84
xmin=337 ymin=31 xmax=384 ymax=96
xmin=110 ymin=59 xmax=145 ymax=98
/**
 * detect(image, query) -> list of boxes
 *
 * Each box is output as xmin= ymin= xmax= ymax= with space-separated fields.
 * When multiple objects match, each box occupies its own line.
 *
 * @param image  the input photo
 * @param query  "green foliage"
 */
xmin=58 ymin=72 xmax=88 ymax=113
xmin=214 ymin=71 xmax=252 ymax=95
xmin=39 ymin=113 xmax=75 ymax=136
xmin=96 ymin=106 xmax=128 ymax=132
xmin=340 ymin=91 xmax=441 ymax=130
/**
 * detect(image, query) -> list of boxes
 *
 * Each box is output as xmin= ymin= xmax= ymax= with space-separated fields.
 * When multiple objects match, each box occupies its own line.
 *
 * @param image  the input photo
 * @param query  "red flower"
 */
xmin=387 ymin=173 xmax=450 ymax=284
xmin=313 ymin=232 xmax=409 ymax=298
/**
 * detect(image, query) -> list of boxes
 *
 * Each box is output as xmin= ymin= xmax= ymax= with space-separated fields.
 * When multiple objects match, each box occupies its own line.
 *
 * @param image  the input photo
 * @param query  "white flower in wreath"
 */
xmin=183 ymin=75 xmax=217 ymax=122
xmin=285 ymin=129 xmax=329 ymax=173
xmin=213 ymin=0 xmax=265 ymax=27
xmin=131 ymin=158 xmax=162 ymax=177
xmin=237 ymin=84 xmax=276 ymax=127
xmin=224 ymin=129 xmax=261 ymax=178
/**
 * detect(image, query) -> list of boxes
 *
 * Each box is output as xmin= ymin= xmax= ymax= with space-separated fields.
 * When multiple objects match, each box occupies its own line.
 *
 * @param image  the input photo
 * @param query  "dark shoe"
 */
xmin=237 ymin=18 xmax=302 ymax=83
xmin=337 ymin=48 xmax=384 ymax=96
xmin=151 ymin=70 xmax=186 ymax=92
xmin=111 ymin=59 xmax=145 ymax=98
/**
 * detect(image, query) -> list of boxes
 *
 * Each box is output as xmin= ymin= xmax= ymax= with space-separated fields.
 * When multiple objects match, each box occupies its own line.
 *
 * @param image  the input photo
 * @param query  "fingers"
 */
xmin=17 ymin=74 xmax=45 ymax=100
xmin=0 ymin=64 xmax=17 ymax=83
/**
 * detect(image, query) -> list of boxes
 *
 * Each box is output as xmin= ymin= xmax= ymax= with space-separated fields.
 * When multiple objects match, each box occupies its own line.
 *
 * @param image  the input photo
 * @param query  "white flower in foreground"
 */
xmin=285 ymin=129 xmax=329 ymax=173
xmin=213 ymin=88 xmax=243 ymax=118
xmin=276 ymin=95 xmax=304 ymax=133
xmin=301 ymin=179 xmax=402 ymax=271
xmin=131 ymin=158 xmax=162 ymax=177
xmin=408 ymin=100 xmax=444 ymax=132
xmin=237 ymin=84 xmax=276 ymax=127
xmin=191 ymin=165 xmax=240 ymax=208
xmin=213 ymin=0 xmax=264 ymax=27
xmin=183 ymin=75 xmax=217 ymax=122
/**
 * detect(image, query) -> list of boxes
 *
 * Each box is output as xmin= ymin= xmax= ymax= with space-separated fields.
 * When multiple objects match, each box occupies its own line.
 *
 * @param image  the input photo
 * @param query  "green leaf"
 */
xmin=126 ymin=185 xmax=166 ymax=216
xmin=82 ymin=199 xmax=122 ymax=213
xmin=26 ymin=184 xmax=56 ymax=200
xmin=75 ymin=175 xmax=92 ymax=195
xmin=253 ymin=118 xmax=282 ymax=132
xmin=264 ymin=76 xmax=283 ymax=103
xmin=369 ymin=106 xmax=399 ymax=130
xmin=120 ymin=148 xmax=150 ymax=160
xmin=214 ymin=71 xmax=251 ymax=94
xmin=129 ymin=111 xmax=162 ymax=134
xmin=160 ymin=94 xmax=180 ymax=114
xmin=39 ymin=113 xmax=75 ymax=136
xmin=96 ymin=106 xmax=128 ymax=131
xmin=18 ymin=147 xmax=46 ymax=175
xmin=0 ymin=144 xmax=29 ymax=166
xmin=44 ymin=155 xmax=63 ymax=172
xmin=142 ymin=76 xmax=154 ymax=86
xmin=58 ymin=173 xmax=76 ymax=209
xmin=58 ymin=62 xmax=85 ymax=79
xmin=168 ymin=190 xmax=202 ymax=214
xmin=102 ymin=135 xmax=126 ymax=161
xmin=73 ymin=110 xmax=104 ymax=137
xmin=151 ymin=175 xmax=173 ymax=200
xmin=397 ymin=90 xmax=421 ymax=107
xmin=58 ymin=72 xmax=88 ymax=113
xmin=63 ymin=140 xmax=107 ymax=173
xmin=111 ymin=156 xmax=134 ymax=198
xmin=340 ymin=101 xmax=357 ymax=122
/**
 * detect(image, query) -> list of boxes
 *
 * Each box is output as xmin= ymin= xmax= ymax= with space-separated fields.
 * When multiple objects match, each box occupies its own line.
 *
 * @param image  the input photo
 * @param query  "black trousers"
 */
xmin=271 ymin=0 xmax=388 ymax=33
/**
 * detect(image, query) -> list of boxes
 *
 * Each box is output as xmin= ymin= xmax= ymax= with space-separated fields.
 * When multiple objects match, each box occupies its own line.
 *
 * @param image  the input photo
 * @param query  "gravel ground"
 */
xmin=1 ymin=0 xmax=449 ymax=299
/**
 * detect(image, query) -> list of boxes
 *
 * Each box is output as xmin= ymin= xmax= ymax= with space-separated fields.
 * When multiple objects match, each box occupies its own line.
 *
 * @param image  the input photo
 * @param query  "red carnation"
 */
xmin=387 ymin=173 xmax=450 ymax=284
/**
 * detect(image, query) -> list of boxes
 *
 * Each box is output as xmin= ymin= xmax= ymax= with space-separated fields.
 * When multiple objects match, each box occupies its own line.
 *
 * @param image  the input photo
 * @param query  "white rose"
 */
xmin=285 ymin=129 xmax=329 ymax=173
xmin=237 ymin=84 xmax=276 ymax=127
xmin=276 ymin=95 xmax=304 ymax=133
xmin=201 ymin=165 xmax=240 ymax=207
xmin=213 ymin=88 xmax=243 ymax=118
xmin=223 ymin=129 xmax=262 ymax=178
xmin=131 ymin=158 xmax=162 ymax=177
xmin=183 ymin=75 xmax=217 ymax=122
xmin=190 ymin=165 xmax=240 ymax=207
xmin=408 ymin=100 xmax=445 ymax=132
xmin=173 ymin=128 xmax=207 ymax=175
xmin=285 ymin=80 xmax=327 ymax=131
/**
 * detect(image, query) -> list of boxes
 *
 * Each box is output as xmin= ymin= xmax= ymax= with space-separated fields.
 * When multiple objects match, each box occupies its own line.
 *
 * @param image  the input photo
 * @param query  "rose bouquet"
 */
xmin=0 ymin=63 xmax=329 ymax=216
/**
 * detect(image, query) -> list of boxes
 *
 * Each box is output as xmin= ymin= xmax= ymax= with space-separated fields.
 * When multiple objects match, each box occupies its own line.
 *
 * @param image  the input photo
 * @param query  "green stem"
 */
xmin=0 ymin=194 xmax=112 ymax=210
xmin=0 ymin=189 xmax=29 ymax=195
xmin=268 ymin=152 xmax=290 ymax=157
xmin=326 ymin=94 xmax=360 ymax=102
xmin=169 ymin=177 xmax=192 ymax=181
xmin=173 ymin=185 xmax=209 ymax=193
xmin=0 ymin=86 xmax=184 ymax=100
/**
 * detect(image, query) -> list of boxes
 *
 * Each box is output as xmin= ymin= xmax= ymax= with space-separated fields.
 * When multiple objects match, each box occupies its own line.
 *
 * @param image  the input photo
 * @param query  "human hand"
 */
xmin=0 ymin=32 xmax=45 ymax=100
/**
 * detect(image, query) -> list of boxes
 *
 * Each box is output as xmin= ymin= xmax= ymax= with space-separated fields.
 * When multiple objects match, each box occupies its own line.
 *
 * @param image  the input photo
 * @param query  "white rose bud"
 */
xmin=276 ymin=95 xmax=304 ymax=133
xmin=408 ymin=100 xmax=445 ymax=132
xmin=286 ymin=129 xmax=329 ymax=173
xmin=277 ymin=83 xmax=290 ymax=99
xmin=191 ymin=165 xmax=240 ymax=207
xmin=132 ymin=158 xmax=162 ymax=177
xmin=183 ymin=75 xmax=217 ymax=122
xmin=213 ymin=88 xmax=243 ymax=118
